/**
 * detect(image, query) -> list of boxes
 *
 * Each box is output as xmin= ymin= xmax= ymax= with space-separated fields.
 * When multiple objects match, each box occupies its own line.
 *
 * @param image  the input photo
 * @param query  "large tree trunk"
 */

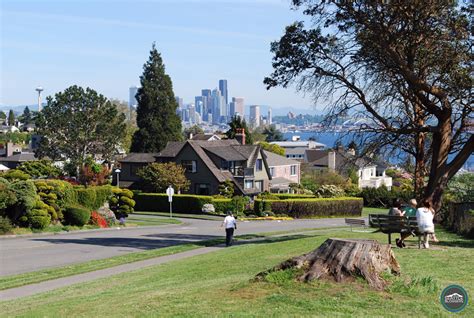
xmin=256 ymin=238 xmax=400 ymax=290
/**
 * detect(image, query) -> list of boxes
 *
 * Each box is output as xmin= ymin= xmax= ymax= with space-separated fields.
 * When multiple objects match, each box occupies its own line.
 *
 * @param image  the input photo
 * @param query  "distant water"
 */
xmin=283 ymin=131 xmax=474 ymax=171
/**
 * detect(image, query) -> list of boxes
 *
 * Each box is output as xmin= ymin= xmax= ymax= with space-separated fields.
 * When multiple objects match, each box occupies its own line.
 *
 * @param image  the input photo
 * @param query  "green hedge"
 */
xmin=274 ymin=194 xmax=316 ymax=200
xmin=212 ymin=198 xmax=232 ymax=214
xmin=134 ymin=194 xmax=213 ymax=214
xmin=74 ymin=186 xmax=112 ymax=210
xmin=254 ymin=197 xmax=363 ymax=218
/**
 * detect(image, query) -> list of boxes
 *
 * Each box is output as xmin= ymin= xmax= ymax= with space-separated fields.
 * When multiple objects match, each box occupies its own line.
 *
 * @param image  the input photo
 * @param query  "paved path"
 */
xmin=0 ymin=245 xmax=222 ymax=301
xmin=0 ymin=217 xmax=348 ymax=276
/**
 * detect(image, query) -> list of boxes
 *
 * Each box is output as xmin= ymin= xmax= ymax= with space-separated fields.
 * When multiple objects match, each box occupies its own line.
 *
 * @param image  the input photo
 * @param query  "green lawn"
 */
xmin=1 ymin=228 xmax=472 ymax=317
xmin=126 ymin=215 xmax=181 ymax=226
xmin=362 ymin=206 xmax=387 ymax=217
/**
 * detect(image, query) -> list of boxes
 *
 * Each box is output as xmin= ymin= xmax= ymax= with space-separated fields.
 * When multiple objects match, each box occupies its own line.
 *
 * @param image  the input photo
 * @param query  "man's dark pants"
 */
xmin=225 ymin=228 xmax=234 ymax=246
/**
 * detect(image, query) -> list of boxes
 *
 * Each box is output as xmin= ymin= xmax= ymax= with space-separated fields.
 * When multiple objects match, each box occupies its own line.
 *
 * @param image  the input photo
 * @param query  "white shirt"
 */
xmin=223 ymin=215 xmax=236 ymax=229
xmin=416 ymin=207 xmax=434 ymax=233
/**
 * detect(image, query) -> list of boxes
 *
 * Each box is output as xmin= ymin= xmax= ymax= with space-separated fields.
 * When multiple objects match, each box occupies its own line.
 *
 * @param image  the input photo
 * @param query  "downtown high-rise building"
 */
xmin=175 ymin=96 xmax=184 ymax=109
xmin=249 ymin=105 xmax=261 ymax=128
xmin=201 ymin=89 xmax=212 ymax=122
xmin=230 ymin=97 xmax=244 ymax=118
xmin=129 ymin=86 xmax=139 ymax=109
xmin=211 ymin=88 xmax=226 ymax=124
xmin=267 ymin=107 xmax=272 ymax=125
xmin=218 ymin=79 xmax=228 ymax=106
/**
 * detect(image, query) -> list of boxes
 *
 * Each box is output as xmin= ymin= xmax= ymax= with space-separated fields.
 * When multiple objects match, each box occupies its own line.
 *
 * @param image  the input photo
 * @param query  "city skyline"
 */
xmin=1 ymin=0 xmax=315 ymax=109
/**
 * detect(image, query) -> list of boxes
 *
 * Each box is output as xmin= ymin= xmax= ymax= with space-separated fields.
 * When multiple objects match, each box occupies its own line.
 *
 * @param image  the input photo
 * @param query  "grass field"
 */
xmin=1 ymin=227 xmax=472 ymax=317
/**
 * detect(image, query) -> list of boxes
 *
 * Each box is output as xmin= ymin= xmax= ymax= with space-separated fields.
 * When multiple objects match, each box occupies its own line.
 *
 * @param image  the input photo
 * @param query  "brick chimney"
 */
xmin=235 ymin=128 xmax=245 ymax=145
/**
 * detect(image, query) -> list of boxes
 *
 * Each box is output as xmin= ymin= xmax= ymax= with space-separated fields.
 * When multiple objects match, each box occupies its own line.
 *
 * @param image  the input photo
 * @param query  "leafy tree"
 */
xmin=0 ymin=132 xmax=31 ymax=145
xmin=263 ymin=125 xmax=284 ymax=142
xmin=183 ymin=125 xmax=204 ymax=140
xmin=0 ymin=111 xmax=6 ymax=122
xmin=265 ymin=1 xmax=473 ymax=210
xmin=226 ymin=115 xmax=254 ymax=145
xmin=218 ymin=179 xmax=234 ymax=198
xmin=35 ymin=85 xmax=126 ymax=174
xmin=131 ymin=44 xmax=183 ymax=152
xmin=7 ymin=110 xmax=15 ymax=126
xmin=17 ymin=159 xmax=61 ymax=178
xmin=259 ymin=141 xmax=285 ymax=156
xmin=137 ymin=162 xmax=190 ymax=193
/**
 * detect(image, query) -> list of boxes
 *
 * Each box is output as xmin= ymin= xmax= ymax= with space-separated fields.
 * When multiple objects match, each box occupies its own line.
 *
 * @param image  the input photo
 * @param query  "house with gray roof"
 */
xmin=119 ymin=139 xmax=273 ymax=196
xmin=304 ymin=147 xmax=392 ymax=190
xmin=263 ymin=150 xmax=301 ymax=193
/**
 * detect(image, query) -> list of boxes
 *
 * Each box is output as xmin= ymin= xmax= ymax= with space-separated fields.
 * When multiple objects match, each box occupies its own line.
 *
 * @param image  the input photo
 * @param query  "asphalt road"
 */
xmin=0 ymin=217 xmax=348 ymax=276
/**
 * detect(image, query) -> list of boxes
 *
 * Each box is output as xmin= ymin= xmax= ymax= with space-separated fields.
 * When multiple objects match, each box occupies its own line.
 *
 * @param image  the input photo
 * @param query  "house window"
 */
xmin=255 ymin=180 xmax=263 ymax=191
xmin=244 ymin=180 xmax=254 ymax=189
xmin=181 ymin=160 xmax=197 ymax=173
xmin=269 ymin=167 xmax=275 ymax=177
xmin=256 ymin=159 xmax=263 ymax=171
xmin=290 ymin=165 xmax=297 ymax=176
xmin=195 ymin=183 xmax=210 ymax=195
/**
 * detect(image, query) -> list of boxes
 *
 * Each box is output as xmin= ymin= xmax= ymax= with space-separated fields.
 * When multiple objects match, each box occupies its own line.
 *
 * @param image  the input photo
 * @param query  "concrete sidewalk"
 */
xmin=0 ymin=245 xmax=222 ymax=302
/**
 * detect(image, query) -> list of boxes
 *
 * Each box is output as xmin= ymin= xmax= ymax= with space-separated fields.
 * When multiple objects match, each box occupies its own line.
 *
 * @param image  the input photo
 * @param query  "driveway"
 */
xmin=0 ymin=217 xmax=347 ymax=276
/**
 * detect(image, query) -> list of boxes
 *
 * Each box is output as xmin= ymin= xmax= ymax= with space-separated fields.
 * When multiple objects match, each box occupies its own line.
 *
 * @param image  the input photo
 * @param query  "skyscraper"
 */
xmin=249 ymin=105 xmax=261 ymax=128
xmin=175 ymin=96 xmax=184 ymax=109
xmin=211 ymin=88 xmax=224 ymax=124
xmin=129 ymin=86 xmax=138 ymax=109
xmin=201 ymin=89 xmax=212 ymax=122
xmin=195 ymin=96 xmax=203 ymax=115
xmin=219 ymin=80 xmax=228 ymax=106
xmin=230 ymin=97 xmax=244 ymax=118
xmin=268 ymin=107 xmax=272 ymax=125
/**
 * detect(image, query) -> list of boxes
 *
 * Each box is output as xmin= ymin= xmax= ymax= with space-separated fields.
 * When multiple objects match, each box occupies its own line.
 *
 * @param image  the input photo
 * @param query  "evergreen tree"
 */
xmin=131 ymin=44 xmax=182 ymax=152
xmin=8 ymin=110 xmax=15 ymax=126
xmin=226 ymin=116 xmax=254 ymax=145
xmin=21 ymin=106 xmax=32 ymax=125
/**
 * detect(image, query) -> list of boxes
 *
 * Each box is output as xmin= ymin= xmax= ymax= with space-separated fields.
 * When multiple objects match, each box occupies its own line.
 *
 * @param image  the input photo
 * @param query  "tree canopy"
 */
xmin=131 ymin=44 xmax=182 ymax=152
xmin=263 ymin=125 xmax=284 ymax=142
xmin=35 ymin=85 xmax=126 ymax=174
xmin=265 ymin=0 xmax=473 ymax=209
xmin=137 ymin=162 xmax=190 ymax=193
xmin=7 ymin=110 xmax=15 ymax=126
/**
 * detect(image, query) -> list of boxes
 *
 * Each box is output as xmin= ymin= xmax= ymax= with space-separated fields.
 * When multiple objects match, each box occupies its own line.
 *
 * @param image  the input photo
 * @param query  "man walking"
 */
xmin=222 ymin=211 xmax=237 ymax=247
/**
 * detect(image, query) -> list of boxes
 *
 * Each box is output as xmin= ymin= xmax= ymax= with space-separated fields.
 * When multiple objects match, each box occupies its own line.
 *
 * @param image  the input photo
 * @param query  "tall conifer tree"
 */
xmin=131 ymin=44 xmax=182 ymax=152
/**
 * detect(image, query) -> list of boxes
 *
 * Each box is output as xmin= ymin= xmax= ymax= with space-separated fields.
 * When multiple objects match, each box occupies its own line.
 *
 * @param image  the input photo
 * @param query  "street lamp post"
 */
xmin=115 ymin=168 xmax=121 ymax=187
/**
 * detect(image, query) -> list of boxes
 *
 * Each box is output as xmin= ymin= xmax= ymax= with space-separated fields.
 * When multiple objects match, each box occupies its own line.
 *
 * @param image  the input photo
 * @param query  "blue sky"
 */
xmin=1 ymin=0 xmax=315 ymax=110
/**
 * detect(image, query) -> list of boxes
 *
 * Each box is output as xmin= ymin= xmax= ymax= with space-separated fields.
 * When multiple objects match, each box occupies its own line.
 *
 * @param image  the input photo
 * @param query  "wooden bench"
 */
xmin=345 ymin=218 xmax=366 ymax=231
xmin=369 ymin=214 xmax=424 ymax=248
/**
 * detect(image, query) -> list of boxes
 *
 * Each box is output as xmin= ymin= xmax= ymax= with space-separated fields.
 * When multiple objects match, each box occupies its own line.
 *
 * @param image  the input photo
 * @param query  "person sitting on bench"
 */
xmin=416 ymin=199 xmax=435 ymax=249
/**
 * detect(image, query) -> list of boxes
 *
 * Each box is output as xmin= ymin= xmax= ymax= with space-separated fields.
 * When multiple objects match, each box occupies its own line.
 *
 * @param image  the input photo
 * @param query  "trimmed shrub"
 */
xmin=134 ymin=193 xmax=213 ymax=214
xmin=0 ymin=216 xmax=13 ymax=234
xmin=75 ymin=186 xmax=111 ymax=210
xmin=25 ymin=200 xmax=52 ymax=229
xmin=360 ymin=186 xmax=413 ymax=208
xmin=212 ymin=198 xmax=232 ymax=214
xmin=230 ymin=196 xmax=248 ymax=217
xmin=254 ymin=197 xmax=363 ymax=218
xmin=109 ymin=188 xmax=135 ymax=218
xmin=63 ymin=206 xmax=91 ymax=226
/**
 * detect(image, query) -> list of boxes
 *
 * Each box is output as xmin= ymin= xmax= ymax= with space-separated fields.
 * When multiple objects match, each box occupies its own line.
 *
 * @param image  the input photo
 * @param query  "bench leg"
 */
xmin=388 ymin=233 xmax=391 ymax=245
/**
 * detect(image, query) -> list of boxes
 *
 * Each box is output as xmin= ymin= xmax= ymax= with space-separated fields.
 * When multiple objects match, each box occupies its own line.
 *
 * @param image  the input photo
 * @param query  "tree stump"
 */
xmin=256 ymin=238 xmax=400 ymax=290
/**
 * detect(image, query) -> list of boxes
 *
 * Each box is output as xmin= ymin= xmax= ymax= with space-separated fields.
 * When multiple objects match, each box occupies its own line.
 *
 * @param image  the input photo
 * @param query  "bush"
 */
xmin=273 ymin=194 xmax=316 ymax=200
xmin=230 ymin=196 xmax=248 ymax=217
xmin=0 ymin=216 xmax=13 ymax=234
xmin=109 ymin=188 xmax=135 ymax=218
xmin=75 ymin=186 xmax=112 ymax=210
xmin=134 ymin=193 xmax=213 ymax=214
xmin=254 ymin=197 xmax=363 ymax=218
xmin=2 ymin=169 xmax=31 ymax=181
xmin=212 ymin=198 xmax=232 ymax=214
xmin=90 ymin=211 xmax=108 ymax=228
xmin=314 ymin=185 xmax=345 ymax=198
xmin=63 ymin=206 xmax=91 ymax=226
xmin=6 ymin=180 xmax=37 ymax=223
xmin=25 ymin=200 xmax=52 ymax=229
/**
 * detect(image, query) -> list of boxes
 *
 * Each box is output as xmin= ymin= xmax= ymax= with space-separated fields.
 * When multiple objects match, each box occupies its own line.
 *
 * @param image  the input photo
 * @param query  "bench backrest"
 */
xmin=345 ymin=218 xmax=365 ymax=226
xmin=369 ymin=214 xmax=419 ymax=233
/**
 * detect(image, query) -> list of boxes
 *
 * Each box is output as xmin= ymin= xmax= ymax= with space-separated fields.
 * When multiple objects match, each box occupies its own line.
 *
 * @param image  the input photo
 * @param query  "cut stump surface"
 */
xmin=256 ymin=238 xmax=400 ymax=290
